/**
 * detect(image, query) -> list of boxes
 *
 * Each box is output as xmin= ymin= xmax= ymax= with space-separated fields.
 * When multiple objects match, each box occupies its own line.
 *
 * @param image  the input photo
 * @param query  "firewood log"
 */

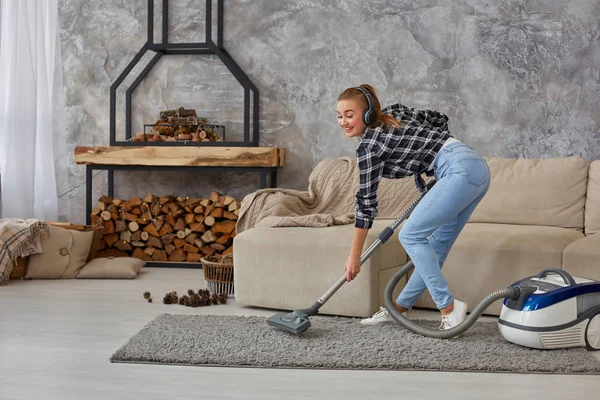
xmin=193 ymin=205 xmax=205 ymax=214
xmin=132 ymin=247 xmax=151 ymax=261
xmin=222 ymin=245 xmax=233 ymax=255
xmin=115 ymin=220 xmax=127 ymax=232
xmin=215 ymin=234 xmax=230 ymax=244
xmin=143 ymin=223 xmax=160 ymax=237
xmin=168 ymin=248 xmax=186 ymax=262
xmin=185 ymin=213 xmax=196 ymax=225
xmin=210 ymin=190 xmax=221 ymax=203
xmin=223 ymin=195 xmax=235 ymax=206
xmin=201 ymin=230 xmax=218 ymax=243
xmin=103 ymin=220 xmax=115 ymax=234
xmin=174 ymin=238 xmax=186 ymax=249
xmin=183 ymin=243 xmax=199 ymax=253
xmin=113 ymin=198 xmax=123 ymax=207
xmin=147 ymin=235 xmax=163 ymax=249
xmin=159 ymin=196 xmax=175 ymax=205
xmin=166 ymin=212 xmax=176 ymax=226
xmin=101 ymin=211 xmax=112 ymax=221
xmin=204 ymin=216 xmax=215 ymax=227
xmin=144 ymin=194 xmax=156 ymax=204
xmin=130 ymin=196 xmax=143 ymax=207
xmin=131 ymin=230 xmax=142 ymax=242
xmin=161 ymin=233 xmax=175 ymax=245
xmin=164 ymin=243 xmax=175 ymax=255
xmin=209 ymin=208 xmax=223 ymax=218
xmin=223 ymin=211 xmax=237 ymax=220
xmin=173 ymin=218 xmax=186 ymax=231
xmin=212 ymin=220 xmax=236 ymax=234
xmin=200 ymin=246 xmax=216 ymax=256
xmin=210 ymin=243 xmax=226 ymax=251
xmin=144 ymin=247 xmax=156 ymax=256
xmin=152 ymin=249 xmax=167 ymax=262
xmin=128 ymin=221 xmax=139 ymax=232
xmin=120 ymin=230 xmax=132 ymax=243
xmin=187 ymin=253 xmax=203 ymax=262
xmin=114 ymin=240 xmax=132 ymax=252
xmin=104 ymin=234 xmax=119 ymax=247
xmin=141 ymin=231 xmax=149 ymax=241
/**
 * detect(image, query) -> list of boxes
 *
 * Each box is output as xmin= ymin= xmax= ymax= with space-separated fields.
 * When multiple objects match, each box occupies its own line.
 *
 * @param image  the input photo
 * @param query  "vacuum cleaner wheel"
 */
xmin=585 ymin=312 xmax=600 ymax=351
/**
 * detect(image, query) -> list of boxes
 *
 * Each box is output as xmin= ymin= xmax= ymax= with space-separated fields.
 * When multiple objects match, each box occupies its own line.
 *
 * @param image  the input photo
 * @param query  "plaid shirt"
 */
xmin=355 ymin=103 xmax=453 ymax=229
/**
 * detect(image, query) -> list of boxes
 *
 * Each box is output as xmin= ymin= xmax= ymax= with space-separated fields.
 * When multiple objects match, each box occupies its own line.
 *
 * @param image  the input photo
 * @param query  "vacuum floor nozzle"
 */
xmin=267 ymin=311 xmax=312 ymax=335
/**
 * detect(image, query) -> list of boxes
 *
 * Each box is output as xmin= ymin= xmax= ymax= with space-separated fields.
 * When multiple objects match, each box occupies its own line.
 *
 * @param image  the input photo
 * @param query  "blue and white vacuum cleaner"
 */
xmin=268 ymin=179 xmax=600 ymax=351
xmin=498 ymin=269 xmax=600 ymax=350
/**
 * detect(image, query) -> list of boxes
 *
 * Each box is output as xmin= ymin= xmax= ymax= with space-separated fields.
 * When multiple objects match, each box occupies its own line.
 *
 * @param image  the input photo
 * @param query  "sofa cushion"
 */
xmin=233 ymin=219 xmax=409 ymax=317
xmin=469 ymin=157 xmax=589 ymax=230
xmin=413 ymin=223 xmax=584 ymax=315
xmin=585 ymin=161 xmax=600 ymax=235
xmin=26 ymin=225 xmax=94 ymax=279
xmin=76 ymin=257 xmax=146 ymax=279
xmin=562 ymin=233 xmax=600 ymax=281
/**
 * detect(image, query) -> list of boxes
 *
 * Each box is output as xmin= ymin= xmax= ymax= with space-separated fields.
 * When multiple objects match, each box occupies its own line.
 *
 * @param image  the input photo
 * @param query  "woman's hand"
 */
xmin=344 ymin=253 xmax=361 ymax=281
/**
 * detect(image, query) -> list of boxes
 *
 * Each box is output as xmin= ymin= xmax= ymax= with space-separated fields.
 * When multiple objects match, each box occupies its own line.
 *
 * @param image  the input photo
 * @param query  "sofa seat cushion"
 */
xmin=233 ymin=219 xmax=409 ymax=317
xmin=413 ymin=223 xmax=584 ymax=316
xmin=562 ymin=234 xmax=600 ymax=281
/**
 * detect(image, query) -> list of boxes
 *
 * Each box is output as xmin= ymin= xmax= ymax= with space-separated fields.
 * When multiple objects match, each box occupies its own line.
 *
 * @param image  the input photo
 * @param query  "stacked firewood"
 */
xmin=89 ymin=191 xmax=240 ymax=262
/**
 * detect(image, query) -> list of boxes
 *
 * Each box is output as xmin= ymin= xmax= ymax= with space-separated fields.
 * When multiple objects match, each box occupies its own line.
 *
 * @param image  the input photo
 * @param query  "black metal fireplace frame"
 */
xmin=109 ymin=0 xmax=259 ymax=147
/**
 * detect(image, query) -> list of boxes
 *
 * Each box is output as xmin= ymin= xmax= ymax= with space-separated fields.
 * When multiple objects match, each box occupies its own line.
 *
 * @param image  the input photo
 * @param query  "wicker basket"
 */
xmin=201 ymin=253 xmax=234 ymax=297
xmin=9 ymin=256 xmax=29 ymax=280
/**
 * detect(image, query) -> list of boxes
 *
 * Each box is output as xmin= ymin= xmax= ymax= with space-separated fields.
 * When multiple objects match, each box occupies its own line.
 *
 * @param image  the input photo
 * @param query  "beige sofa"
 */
xmin=233 ymin=157 xmax=600 ymax=317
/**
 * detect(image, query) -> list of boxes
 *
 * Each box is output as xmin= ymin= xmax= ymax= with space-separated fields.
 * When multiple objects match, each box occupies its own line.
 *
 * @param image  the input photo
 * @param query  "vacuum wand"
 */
xmin=267 ymin=180 xmax=435 ymax=334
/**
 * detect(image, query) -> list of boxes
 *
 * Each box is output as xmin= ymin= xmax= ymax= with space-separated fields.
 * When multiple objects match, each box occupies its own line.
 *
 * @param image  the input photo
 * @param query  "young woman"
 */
xmin=337 ymin=84 xmax=490 ymax=330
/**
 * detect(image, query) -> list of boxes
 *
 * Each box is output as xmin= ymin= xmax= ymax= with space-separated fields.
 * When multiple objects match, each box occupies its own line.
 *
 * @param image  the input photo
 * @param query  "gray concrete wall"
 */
xmin=57 ymin=0 xmax=600 ymax=223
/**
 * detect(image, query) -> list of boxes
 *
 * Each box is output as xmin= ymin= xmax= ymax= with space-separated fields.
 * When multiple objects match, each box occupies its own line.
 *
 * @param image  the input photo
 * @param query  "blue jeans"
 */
xmin=396 ymin=142 xmax=490 ymax=310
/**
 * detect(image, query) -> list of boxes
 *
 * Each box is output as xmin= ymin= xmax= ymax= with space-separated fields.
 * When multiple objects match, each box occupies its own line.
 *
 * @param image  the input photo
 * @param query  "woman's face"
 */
xmin=337 ymin=98 xmax=365 ymax=138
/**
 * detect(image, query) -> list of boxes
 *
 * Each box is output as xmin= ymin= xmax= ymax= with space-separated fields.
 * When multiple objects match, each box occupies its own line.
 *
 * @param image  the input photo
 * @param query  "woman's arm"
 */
xmin=345 ymin=227 xmax=369 ymax=281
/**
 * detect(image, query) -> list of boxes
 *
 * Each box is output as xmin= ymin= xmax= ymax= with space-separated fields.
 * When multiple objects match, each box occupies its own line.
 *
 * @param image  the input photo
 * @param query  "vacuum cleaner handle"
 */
xmin=316 ymin=178 xmax=437 ymax=307
xmin=536 ymin=268 xmax=577 ymax=286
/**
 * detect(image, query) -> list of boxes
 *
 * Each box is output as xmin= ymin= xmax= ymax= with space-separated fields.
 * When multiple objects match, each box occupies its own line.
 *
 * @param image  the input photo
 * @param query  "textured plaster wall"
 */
xmin=57 ymin=0 xmax=600 ymax=223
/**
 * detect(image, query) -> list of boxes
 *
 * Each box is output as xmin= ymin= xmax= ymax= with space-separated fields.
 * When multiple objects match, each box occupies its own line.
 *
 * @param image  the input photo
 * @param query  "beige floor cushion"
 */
xmin=26 ymin=225 xmax=94 ymax=279
xmin=234 ymin=219 xmax=409 ymax=318
xmin=76 ymin=257 xmax=146 ymax=279
xmin=562 ymin=233 xmax=600 ymax=281
xmin=413 ymin=223 xmax=584 ymax=316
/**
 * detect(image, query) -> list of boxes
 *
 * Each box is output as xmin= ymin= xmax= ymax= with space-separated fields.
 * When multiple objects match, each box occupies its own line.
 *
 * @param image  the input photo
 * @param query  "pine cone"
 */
xmin=218 ymin=293 xmax=227 ymax=304
xmin=163 ymin=292 xmax=178 ymax=304
xmin=179 ymin=295 xmax=187 ymax=305
xmin=143 ymin=291 xmax=151 ymax=299
xmin=188 ymin=289 xmax=195 ymax=296
xmin=148 ymin=298 xmax=153 ymax=303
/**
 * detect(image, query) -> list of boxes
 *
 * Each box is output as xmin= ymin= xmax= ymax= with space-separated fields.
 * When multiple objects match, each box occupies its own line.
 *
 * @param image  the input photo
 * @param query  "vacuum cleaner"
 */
xmin=267 ymin=180 xmax=600 ymax=351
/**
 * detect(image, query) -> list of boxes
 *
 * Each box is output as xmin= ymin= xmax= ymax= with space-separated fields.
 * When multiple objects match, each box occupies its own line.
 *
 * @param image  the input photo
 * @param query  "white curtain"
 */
xmin=0 ymin=0 xmax=60 ymax=220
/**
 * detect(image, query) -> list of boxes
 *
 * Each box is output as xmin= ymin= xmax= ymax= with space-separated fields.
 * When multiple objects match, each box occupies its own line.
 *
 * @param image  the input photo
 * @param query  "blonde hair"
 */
xmin=337 ymin=84 xmax=402 ymax=130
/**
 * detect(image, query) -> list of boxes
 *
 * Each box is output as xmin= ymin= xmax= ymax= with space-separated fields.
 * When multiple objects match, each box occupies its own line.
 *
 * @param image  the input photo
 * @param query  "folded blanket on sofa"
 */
xmin=0 ymin=218 xmax=50 ymax=285
xmin=236 ymin=157 xmax=423 ymax=234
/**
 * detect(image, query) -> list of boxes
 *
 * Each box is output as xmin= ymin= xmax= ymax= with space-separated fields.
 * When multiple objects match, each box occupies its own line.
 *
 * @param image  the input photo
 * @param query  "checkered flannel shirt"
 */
xmin=354 ymin=103 xmax=453 ymax=229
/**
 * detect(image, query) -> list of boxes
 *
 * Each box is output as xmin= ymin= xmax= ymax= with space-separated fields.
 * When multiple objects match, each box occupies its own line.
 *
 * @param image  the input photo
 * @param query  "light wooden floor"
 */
xmin=1 ymin=267 xmax=599 ymax=400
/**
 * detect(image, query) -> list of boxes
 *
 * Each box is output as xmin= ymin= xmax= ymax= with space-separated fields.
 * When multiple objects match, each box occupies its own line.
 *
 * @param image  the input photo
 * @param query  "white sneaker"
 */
xmin=360 ymin=307 xmax=407 ymax=326
xmin=439 ymin=299 xmax=468 ymax=330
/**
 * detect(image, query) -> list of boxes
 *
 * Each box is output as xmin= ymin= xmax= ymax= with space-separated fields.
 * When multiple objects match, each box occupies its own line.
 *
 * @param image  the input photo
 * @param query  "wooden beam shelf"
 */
xmin=74 ymin=146 xmax=286 ymax=168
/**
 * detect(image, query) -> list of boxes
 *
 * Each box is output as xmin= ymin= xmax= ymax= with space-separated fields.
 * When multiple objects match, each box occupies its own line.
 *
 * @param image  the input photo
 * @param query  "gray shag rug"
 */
xmin=110 ymin=314 xmax=600 ymax=374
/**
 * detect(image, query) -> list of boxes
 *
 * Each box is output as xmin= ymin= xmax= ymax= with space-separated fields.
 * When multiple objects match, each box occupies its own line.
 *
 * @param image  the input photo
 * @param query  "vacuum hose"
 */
xmin=383 ymin=260 xmax=523 ymax=339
